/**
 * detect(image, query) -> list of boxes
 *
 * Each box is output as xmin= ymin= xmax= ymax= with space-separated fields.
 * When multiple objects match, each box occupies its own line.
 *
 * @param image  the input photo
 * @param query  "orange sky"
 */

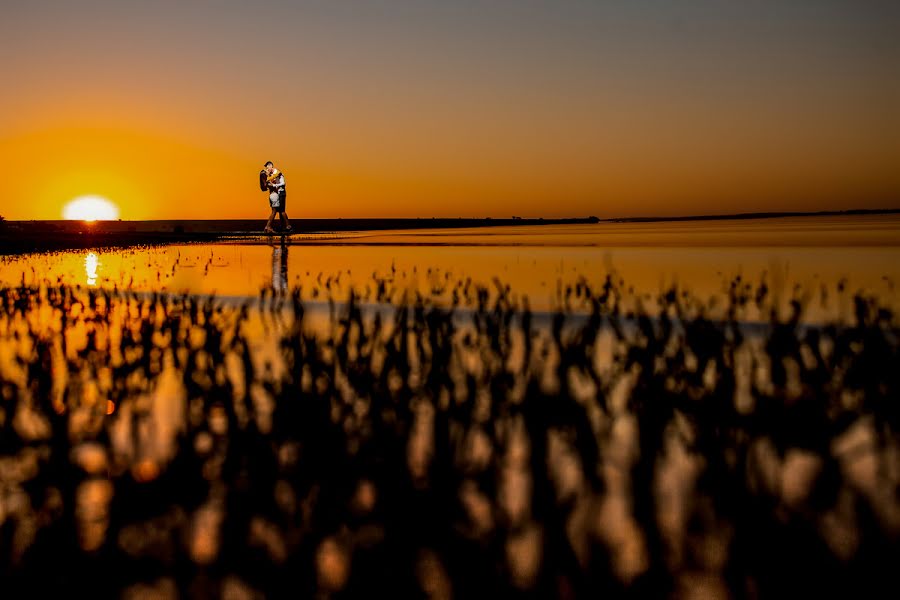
xmin=1 ymin=1 xmax=898 ymax=221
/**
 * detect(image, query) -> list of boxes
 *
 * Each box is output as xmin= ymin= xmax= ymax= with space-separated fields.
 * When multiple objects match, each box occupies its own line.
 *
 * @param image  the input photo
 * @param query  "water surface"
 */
xmin=3 ymin=216 xmax=899 ymax=320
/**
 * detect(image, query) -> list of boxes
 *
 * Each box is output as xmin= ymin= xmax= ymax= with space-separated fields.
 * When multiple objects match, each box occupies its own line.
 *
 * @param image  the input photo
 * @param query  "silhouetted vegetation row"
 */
xmin=0 ymin=276 xmax=898 ymax=598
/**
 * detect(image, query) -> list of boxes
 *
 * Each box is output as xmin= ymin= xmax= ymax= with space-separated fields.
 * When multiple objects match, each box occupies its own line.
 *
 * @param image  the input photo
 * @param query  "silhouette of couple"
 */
xmin=260 ymin=160 xmax=292 ymax=234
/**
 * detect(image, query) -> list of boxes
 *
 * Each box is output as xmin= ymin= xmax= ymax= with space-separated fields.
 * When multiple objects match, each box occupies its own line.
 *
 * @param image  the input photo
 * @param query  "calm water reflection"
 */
xmin=84 ymin=251 xmax=99 ymax=286
xmin=271 ymin=240 xmax=288 ymax=293
xmin=2 ymin=218 xmax=899 ymax=320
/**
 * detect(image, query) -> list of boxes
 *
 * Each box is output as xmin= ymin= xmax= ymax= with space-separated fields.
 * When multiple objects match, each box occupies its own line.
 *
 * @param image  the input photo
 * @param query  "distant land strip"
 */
xmin=1 ymin=209 xmax=898 ymax=255
xmin=0 ymin=217 xmax=595 ymax=255
xmin=604 ymin=207 xmax=900 ymax=223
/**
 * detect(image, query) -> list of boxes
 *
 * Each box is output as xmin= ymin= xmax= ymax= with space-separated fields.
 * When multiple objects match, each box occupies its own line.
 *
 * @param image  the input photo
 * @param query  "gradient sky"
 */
xmin=1 ymin=0 xmax=898 ymax=220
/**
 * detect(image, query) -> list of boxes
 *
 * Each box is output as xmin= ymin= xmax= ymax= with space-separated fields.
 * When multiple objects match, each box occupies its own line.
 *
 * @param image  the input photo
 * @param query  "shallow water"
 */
xmin=2 ymin=216 xmax=899 ymax=320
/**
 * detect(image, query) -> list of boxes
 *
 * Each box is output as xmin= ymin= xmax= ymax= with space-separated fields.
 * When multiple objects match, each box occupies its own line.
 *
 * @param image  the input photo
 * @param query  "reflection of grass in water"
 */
xmin=0 ymin=274 xmax=899 ymax=598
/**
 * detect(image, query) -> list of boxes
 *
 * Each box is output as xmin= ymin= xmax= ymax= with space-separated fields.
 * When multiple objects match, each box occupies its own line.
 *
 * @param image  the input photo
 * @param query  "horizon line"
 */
xmin=5 ymin=207 xmax=900 ymax=225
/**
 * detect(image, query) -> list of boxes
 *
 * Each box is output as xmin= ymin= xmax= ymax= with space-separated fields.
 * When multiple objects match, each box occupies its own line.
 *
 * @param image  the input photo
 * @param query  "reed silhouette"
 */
xmin=0 ymin=271 xmax=898 ymax=599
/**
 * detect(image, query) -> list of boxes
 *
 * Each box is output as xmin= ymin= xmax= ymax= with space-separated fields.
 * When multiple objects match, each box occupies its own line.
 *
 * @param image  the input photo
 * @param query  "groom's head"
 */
xmin=264 ymin=160 xmax=274 ymax=174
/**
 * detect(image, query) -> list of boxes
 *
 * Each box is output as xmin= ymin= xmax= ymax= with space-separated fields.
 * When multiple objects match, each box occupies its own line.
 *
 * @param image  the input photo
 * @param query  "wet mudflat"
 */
xmin=1 ymin=217 xmax=899 ymax=598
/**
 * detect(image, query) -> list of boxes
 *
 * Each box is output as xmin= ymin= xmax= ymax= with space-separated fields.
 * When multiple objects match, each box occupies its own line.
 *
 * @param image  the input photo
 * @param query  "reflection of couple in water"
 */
xmin=270 ymin=238 xmax=288 ymax=292
xmin=260 ymin=160 xmax=292 ymax=234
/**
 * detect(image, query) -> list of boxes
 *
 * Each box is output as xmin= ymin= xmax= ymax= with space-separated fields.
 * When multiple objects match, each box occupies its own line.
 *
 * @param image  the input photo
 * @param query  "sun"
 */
xmin=62 ymin=195 xmax=120 ymax=222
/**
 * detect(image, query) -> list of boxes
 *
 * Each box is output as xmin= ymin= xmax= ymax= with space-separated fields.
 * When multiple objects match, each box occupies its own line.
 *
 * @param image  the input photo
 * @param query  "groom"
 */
xmin=261 ymin=160 xmax=292 ymax=234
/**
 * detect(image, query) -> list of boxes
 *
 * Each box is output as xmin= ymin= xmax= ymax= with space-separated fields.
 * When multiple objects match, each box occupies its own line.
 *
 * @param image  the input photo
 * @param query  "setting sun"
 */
xmin=62 ymin=195 xmax=119 ymax=221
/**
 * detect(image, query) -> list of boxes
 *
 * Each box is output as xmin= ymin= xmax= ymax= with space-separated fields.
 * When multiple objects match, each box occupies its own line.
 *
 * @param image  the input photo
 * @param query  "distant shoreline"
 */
xmin=1 ymin=217 xmax=595 ymax=255
xmin=1 ymin=208 xmax=898 ymax=256
xmin=604 ymin=207 xmax=900 ymax=224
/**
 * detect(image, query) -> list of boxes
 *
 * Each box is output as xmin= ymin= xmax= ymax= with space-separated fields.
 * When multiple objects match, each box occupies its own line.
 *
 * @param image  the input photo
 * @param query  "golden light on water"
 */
xmin=84 ymin=252 xmax=99 ymax=286
xmin=63 ymin=195 xmax=119 ymax=221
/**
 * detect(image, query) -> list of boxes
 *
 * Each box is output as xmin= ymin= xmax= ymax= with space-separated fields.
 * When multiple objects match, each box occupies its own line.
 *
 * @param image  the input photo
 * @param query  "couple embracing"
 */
xmin=259 ymin=160 xmax=292 ymax=234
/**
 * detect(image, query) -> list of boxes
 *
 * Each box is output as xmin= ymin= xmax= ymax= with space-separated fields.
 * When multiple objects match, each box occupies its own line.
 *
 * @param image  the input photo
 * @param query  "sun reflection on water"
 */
xmin=85 ymin=252 xmax=99 ymax=286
